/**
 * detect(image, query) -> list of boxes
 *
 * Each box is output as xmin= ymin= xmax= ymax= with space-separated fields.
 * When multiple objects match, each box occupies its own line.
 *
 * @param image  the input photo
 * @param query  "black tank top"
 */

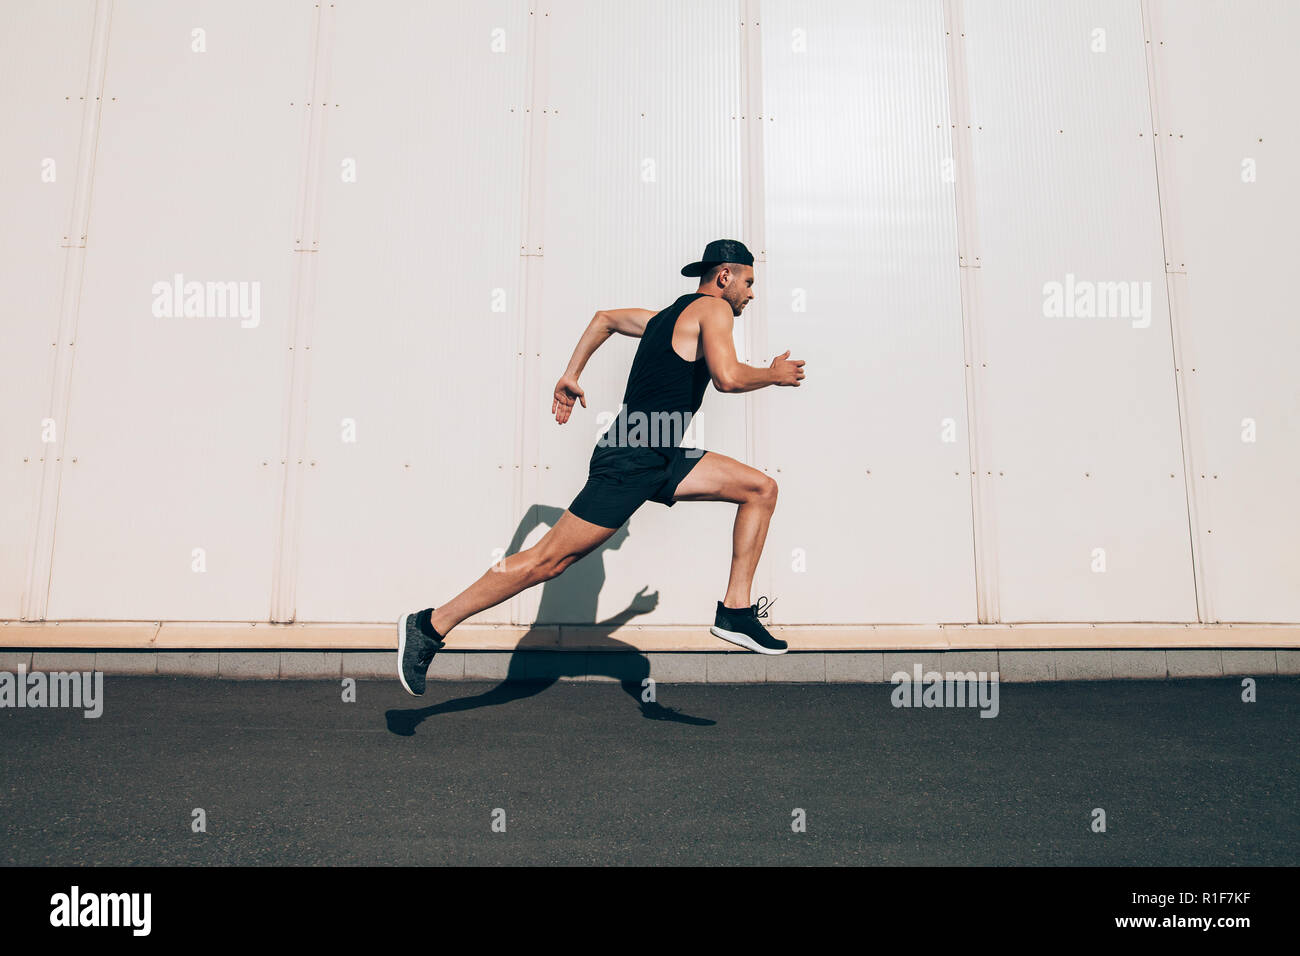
xmin=609 ymin=292 xmax=712 ymax=452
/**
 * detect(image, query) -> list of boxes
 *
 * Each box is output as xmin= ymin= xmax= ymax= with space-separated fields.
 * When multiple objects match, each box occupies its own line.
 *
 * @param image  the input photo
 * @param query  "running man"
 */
xmin=398 ymin=239 xmax=806 ymax=696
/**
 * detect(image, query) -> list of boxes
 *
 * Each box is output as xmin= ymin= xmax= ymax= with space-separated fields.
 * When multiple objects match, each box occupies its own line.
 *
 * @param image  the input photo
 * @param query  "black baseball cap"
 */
xmin=681 ymin=239 xmax=755 ymax=277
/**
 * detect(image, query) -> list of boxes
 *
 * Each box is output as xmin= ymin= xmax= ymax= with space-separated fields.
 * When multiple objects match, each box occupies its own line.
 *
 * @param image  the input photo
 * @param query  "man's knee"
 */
xmin=755 ymin=474 xmax=779 ymax=506
xmin=527 ymin=549 xmax=578 ymax=583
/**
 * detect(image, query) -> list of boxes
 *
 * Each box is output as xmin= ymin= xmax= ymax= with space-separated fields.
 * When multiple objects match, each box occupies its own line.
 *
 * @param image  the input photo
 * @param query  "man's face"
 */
xmin=720 ymin=264 xmax=756 ymax=316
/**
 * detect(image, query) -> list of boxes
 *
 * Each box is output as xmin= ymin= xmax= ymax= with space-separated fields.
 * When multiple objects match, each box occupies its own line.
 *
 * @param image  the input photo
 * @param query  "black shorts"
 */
xmin=568 ymin=442 xmax=709 ymax=530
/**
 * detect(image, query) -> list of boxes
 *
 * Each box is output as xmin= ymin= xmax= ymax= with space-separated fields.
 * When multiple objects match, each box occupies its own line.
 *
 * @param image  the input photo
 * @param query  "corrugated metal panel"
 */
xmin=0 ymin=0 xmax=97 ymax=617
xmin=962 ymin=0 xmax=1197 ymax=622
xmin=294 ymin=0 xmax=530 ymax=622
xmin=760 ymin=0 xmax=975 ymax=624
xmin=532 ymin=0 xmax=746 ymax=625
xmin=3 ymin=0 xmax=1294 ymax=630
xmin=46 ymin=0 xmax=314 ymax=619
xmin=1147 ymin=0 xmax=1300 ymax=622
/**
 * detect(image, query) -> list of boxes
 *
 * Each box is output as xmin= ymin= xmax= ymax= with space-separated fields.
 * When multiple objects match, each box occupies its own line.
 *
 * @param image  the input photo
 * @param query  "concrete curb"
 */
xmin=4 ymin=621 xmax=1298 ymax=651
xmin=1 ymin=649 xmax=1291 ymax=682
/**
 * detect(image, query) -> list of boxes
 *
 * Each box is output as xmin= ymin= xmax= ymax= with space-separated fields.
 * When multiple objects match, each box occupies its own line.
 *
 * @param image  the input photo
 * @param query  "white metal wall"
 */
xmin=294 ymin=0 xmax=529 ymax=623
xmin=2 ymin=0 xmax=1296 ymax=626
xmin=1145 ymin=0 xmax=1300 ymax=623
xmin=0 ymin=0 xmax=97 ymax=618
xmin=959 ymin=0 xmax=1196 ymax=622
xmin=761 ymin=0 xmax=975 ymax=625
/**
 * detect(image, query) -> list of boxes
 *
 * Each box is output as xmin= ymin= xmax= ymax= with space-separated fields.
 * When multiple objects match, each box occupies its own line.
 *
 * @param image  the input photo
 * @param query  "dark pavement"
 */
xmin=1 ymin=676 xmax=1296 ymax=865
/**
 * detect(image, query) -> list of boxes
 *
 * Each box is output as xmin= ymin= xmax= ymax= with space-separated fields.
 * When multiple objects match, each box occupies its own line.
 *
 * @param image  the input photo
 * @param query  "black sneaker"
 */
xmin=397 ymin=609 xmax=445 ymax=696
xmin=710 ymin=596 xmax=787 ymax=655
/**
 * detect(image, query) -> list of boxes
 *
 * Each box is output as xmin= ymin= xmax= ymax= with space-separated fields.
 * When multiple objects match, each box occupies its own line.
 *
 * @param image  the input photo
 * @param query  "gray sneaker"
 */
xmin=397 ymin=610 xmax=445 ymax=696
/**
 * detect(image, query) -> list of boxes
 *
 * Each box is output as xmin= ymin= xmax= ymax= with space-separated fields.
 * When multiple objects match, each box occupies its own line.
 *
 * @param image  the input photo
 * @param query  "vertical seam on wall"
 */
xmin=740 ymin=0 xmax=772 ymax=606
xmin=941 ymin=0 xmax=997 ymax=624
xmin=24 ymin=0 xmax=114 ymax=621
xmin=271 ymin=1 xmax=335 ymax=623
xmin=1139 ymin=0 xmax=1208 ymax=623
xmin=512 ymin=0 xmax=551 ymax=625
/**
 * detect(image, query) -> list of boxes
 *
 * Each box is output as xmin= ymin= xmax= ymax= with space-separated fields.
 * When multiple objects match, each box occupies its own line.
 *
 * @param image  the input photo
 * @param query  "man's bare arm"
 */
xmin=552 ymin=308 xmax=653 ymax=425
xmin=561 ymin=309 xmax=646 ymax=376
xmin=598 ymin=308 xmax=656 ymax=338
xmin=698 ymin=298 xmax=805 ymax=392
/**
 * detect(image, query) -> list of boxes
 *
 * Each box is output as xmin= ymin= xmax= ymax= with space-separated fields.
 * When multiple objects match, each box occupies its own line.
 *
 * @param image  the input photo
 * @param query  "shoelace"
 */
xmin=752 ymin=595 xmax=776 ymax=619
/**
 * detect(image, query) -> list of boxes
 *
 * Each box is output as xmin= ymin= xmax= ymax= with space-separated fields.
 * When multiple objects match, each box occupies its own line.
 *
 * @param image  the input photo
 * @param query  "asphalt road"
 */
xmin=1 ymin=676 xmax=1296 ymax=865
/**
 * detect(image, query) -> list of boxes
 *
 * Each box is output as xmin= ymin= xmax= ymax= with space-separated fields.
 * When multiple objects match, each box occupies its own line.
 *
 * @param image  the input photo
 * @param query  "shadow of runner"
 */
xmin=387 ymin=504 xmax=716 ymax=735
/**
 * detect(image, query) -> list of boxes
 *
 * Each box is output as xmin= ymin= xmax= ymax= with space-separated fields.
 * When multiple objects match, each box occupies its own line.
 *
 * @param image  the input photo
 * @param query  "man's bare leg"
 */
xmin=668 ymin=451 xmax=778 ymax=608
xmin=428 ymin=510 xmax=619 ymax=638
xmin=722 ymin=487 xmax=777 ymax=608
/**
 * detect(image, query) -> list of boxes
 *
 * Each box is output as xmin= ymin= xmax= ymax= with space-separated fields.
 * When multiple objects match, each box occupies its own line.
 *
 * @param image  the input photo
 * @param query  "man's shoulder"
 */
xmin=682 ymin=294 xmax=730 ymax=318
